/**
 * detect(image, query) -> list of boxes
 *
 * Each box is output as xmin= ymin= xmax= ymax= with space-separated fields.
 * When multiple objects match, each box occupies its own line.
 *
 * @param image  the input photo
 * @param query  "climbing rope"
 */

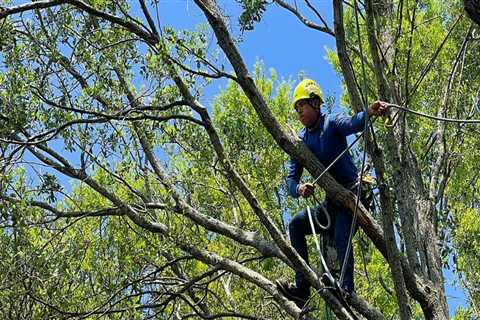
xmin=312 ymin=197 xmax=331 ymax=231
xmin=387 ymin=103 xmax=480 ymax=124
xmin=305 ymin=202 xmax=360 ymax=320
xmin=297 ymin=34 xmax=480 ymax=313
xmin=339 ymin=0 xmax=370 ymax=290
xmin=300 ymin=98 xmax=480 ymax=313
xmin=305 ymin=124 xmax=367 ymax=291
xmin=305 ymin=204 xmax=334 ymax=282
xmin=311 ymin=132 xmax=364 ymax=186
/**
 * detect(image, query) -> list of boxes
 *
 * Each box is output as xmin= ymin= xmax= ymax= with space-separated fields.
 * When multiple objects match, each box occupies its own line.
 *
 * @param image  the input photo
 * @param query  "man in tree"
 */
xmin=277 ymin=79 xmax=389 ymax=308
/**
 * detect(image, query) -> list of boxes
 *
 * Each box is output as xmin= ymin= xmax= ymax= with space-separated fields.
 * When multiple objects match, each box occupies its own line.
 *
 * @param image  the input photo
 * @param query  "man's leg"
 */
xmin=279 ymin=206 xmax=331 ymax=306
xmin=333 ymin=205 xmax=357 ymax=293
xmin=288 ymin=208 xmax=312 ymax=296
xmin=284 ymin=208 xmax=311 ymax=305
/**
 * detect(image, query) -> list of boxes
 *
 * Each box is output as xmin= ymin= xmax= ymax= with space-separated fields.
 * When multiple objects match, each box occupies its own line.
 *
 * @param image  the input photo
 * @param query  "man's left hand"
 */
xmin=368 ymin=100 xmax=390 ymax=117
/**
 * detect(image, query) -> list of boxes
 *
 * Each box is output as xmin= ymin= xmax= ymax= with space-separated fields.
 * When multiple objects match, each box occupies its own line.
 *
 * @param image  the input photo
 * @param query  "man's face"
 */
xmin=295 ymin=99 xmax=319 ymax=127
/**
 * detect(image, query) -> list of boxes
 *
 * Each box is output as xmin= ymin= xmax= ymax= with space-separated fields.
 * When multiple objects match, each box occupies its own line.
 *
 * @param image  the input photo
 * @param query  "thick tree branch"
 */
xmin=162 ymin=55 xmax=341 ymax=313
xmin=429 ymin=28 xmax=471 ymax=205
xmin=20 ymin=139 xmax=169 ymax=235
xmin=361 ymin=1 xmax=452 ymax=318
xmin=14 ymin=139 xmax=301 ymax=318
xmin=138 ymin=0 xmax=159 ymax=38
xmin=0 ymin=0 xmax=158 ymax=45
xmin=178 ymin=243 xmax=302 ymax=319
xmin=193 ymin=0 xmax=388 ymax=318
xmin=364 ymin=1 xmax=411 ymax=318
xmin=0 ymin=196 xmax=125 ymax=218
xmin=332 ymin=0 xmax=364 ymax=112
xmin=0 ymin=0 xmax=65 ymax=18
xmin=113 ymin=66 xmax=291 ymax=265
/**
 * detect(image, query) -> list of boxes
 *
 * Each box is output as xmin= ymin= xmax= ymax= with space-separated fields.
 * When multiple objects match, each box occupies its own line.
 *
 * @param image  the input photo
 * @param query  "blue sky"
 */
xmin=157 ymin=1 xmax=341 ymax=106
xmin=156 ymin=0 xmax=467 ymax=316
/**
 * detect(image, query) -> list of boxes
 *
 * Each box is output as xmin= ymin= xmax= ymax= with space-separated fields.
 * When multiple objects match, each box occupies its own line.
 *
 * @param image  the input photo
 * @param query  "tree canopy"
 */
xmin=0 ymin=0 xmax=479 ymax=319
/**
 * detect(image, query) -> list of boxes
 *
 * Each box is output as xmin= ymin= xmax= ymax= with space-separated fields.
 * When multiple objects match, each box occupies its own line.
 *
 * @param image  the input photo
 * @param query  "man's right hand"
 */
xmin=368 ymin=100 xmax=390 ymax=117
xmin=298 ymin=183 xmax=315 ymax=198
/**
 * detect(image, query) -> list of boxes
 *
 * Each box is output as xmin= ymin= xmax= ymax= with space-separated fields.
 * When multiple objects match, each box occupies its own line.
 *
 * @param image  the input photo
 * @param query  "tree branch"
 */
xmin=0 ymin=0 xmax=158 ymax=45
xmin=193 ymin=0 xmax=387 ymax=318
xmin=112 ymin=67 xmax=291 ymax=265
xmin=273 ymin=0 xmax=334 ymax=35
xmin=364 ymin=1 xmax=411 ymax=318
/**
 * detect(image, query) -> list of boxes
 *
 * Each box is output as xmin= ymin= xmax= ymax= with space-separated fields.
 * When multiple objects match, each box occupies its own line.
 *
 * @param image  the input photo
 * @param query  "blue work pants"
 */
xmin=288 ymin=199 xmax=357 ymax=297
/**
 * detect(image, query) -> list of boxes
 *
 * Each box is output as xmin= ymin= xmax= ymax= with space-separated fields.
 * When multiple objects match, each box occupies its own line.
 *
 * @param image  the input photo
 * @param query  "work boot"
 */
xmin=341 ymin=283 xmax=355 ymax=300
xmin=276 ymin=280 xmax=309 ymax=308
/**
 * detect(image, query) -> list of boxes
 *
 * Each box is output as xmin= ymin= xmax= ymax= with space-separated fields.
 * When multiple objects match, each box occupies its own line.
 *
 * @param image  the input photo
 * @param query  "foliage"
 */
xmin=238 ymin=0 xmax=269 ymax=32
xmin=1 ymin=0 xmax=479 ymax=318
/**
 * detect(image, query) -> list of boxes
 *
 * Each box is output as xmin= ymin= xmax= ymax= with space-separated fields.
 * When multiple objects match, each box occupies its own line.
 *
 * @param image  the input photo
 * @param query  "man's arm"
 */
xmin=333 ymin=111 xmax=366 ymax=136
xmin=334 ymin=101 xmax=390 ymax=136
xmin=287 ymin=158 xmax=303 ymax=198
xmin=287 ymin=159 xmax=316 ymax=198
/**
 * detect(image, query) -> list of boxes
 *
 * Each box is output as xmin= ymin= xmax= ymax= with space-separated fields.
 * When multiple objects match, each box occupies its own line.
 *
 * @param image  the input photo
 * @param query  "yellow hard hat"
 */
xmin=292 ymin=79 xmax=324 ymax=109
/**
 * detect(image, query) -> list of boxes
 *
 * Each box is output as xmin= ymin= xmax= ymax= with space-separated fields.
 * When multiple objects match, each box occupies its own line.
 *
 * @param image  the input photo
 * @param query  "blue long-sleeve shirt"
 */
xmin=287 ymin=111 xmax=366 ymax=198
